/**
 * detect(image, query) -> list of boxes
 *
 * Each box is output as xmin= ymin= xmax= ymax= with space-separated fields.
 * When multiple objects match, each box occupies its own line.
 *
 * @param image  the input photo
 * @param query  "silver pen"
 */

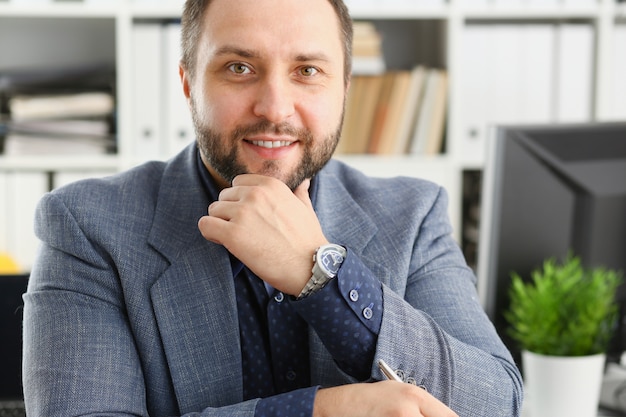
xmin=378 ymin=359 xmax=403 ymax=382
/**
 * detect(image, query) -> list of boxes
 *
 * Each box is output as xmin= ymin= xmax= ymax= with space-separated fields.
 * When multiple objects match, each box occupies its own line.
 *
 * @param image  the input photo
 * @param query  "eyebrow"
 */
xmin=213 ymin=45 xmax=332 ymax=64
xmin=213 ymin=45 xmax=259 ymax=59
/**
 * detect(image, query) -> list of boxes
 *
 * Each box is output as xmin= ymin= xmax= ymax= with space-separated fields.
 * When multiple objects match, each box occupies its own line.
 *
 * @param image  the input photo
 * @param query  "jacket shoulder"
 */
xmin=321 ymin=159 xmax=445 ymax=206
xmin=48 ymin=160 xmax=167 ymax=213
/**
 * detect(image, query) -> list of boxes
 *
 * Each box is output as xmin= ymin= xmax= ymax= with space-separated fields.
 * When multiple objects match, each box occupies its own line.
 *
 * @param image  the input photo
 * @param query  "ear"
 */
xmin=179 ymin=62 xmax=191 ymax=100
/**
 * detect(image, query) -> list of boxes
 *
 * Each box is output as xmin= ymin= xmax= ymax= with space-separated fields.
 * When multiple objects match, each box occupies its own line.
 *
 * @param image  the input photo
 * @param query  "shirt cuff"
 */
xmin=254 ymin=386 xmax=319 ymax=417
xmin=290 ymin=249 xmax=383 ymax=379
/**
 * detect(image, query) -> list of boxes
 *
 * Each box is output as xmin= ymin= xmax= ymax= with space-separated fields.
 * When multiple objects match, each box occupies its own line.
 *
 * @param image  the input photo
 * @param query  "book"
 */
xmin=336 ymin=75 xmax=362 ymax=154
xmin=347 ymin=74 xmax=385 ymax=154
xmin=409 ymin=68 xmax=447 ymax=155
xmin=8 ymin=91 xmax=114 ymax=121
xmin=423 ymin=70 xmax=447 ymax=155
xmin=3 ymin=132 xmax=113 ymax=156
xmin=393 ymin=65 xmax=427 ymax=155
xmin=6 ymin=118 xmax=111 ymax=137
xmin=367 ymin=72 xmax=396 ymax=154
xmin=370 ymin=70 xmax=412 ymax=155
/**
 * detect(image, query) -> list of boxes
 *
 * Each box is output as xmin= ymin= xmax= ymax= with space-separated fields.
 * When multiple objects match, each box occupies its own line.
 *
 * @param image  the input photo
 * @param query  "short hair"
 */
xmin=180 ymin=0 xmax=353 ymax=86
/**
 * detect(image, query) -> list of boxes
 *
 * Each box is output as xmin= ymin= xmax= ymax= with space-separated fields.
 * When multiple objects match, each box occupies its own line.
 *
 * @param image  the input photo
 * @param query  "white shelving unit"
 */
xmin=1 ymin=0 xmax=625 ymax=271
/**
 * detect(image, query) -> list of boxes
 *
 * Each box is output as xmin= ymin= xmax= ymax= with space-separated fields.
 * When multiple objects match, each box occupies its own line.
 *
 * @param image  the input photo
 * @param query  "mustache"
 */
xmin=231 ymin=120 xmax=311 ymax=142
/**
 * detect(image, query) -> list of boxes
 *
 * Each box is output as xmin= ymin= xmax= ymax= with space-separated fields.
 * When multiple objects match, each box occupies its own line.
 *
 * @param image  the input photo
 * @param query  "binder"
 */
xmin=555 ymin=23 xmax=593 ymax=122
xmin=458 ymin=24 xmax=491 ymax=164
xmin=163 ymin=22 xmax=196 ymax=158
xmin=612 ymin=25 xmax=626 ymax=119
xmin=6 ymin=172 xmax=48 ymax=271
xmin=519 ymin=24 xmax=555 ymax=123
xmin=0 ymin=173 xmax=8 ymax=259
xmin=491 ymin=25 xmax=524 ymax=125
xmin=131 ymin=23 xmax=164 ymax=158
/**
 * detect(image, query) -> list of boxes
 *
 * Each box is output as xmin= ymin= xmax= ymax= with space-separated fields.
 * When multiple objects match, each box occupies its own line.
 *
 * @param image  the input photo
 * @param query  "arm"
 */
xmin=373 ymin=186 xmax=523 ymax=416
xmin=22 ymin=190 xmax=303 ymax=417
xmin=199 ymin=174 xmax=523 ymax=417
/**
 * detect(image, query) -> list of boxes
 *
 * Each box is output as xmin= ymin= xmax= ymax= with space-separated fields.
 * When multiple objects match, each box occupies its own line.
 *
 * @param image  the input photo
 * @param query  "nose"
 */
xmin=252 ymin=74 xmax=295 ymax=124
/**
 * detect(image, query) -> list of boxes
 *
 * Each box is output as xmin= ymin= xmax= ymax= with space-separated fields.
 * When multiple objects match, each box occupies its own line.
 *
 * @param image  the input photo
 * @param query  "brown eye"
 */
xmin=228 ymin=63 xmax=251 ymax=74
xmin=300 ymin=66 xmax=318 ymax=76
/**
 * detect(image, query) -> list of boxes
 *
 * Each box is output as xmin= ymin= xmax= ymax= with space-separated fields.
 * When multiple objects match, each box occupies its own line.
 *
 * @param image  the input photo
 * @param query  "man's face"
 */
xmin=182 ymin=0 xmax=348 ymax=190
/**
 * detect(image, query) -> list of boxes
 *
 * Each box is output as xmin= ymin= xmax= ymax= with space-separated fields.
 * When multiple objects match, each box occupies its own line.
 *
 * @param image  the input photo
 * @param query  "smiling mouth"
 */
xmin=248 ymin=140 xmax=294 ymax=148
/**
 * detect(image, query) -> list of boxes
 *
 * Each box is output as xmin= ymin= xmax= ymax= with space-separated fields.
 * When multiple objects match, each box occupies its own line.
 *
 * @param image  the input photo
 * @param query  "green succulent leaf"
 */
xmin=504 ymin=253 xmax=623 ymax=356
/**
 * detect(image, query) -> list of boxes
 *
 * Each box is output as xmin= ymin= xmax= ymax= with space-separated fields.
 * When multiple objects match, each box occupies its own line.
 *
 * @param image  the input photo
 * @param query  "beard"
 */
xmin=191 ymin=102 xmax=343 ymax=191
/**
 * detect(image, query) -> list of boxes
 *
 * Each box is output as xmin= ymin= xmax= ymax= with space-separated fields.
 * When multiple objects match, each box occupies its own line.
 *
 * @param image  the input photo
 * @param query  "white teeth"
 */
xmin=251 ymin=140 xmax=291 ymax=148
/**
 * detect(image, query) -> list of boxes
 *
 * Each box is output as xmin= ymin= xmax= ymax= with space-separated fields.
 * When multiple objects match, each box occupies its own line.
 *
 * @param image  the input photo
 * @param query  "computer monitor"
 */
xmin=0 ymin=274 xmax=29 ymax=403
xmin=477 ymin=121 xmax=626 ymax=362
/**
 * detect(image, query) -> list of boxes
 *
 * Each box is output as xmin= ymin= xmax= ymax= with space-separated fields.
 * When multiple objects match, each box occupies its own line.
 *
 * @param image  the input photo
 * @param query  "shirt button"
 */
xmin=274 ymin=292 xmax=284 ymax=303
xmin=286 ymin=370 xmax=297 ymax=381
xmin=362 ymin=306 xmax=373 ymax=320
xmin=349 ymin=289 xmax=359 ymax=302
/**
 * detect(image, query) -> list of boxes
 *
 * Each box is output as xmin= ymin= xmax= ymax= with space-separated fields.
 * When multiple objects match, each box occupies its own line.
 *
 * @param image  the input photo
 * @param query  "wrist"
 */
xmin=297 ymin=243 xmax=346 ymax=299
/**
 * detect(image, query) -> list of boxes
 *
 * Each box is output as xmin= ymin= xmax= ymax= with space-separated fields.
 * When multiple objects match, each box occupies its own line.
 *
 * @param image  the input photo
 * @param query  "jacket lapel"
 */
xmin=146 ymin=146 xmax=243 ymax=411
xmin=150 ymin=244 xmax=243 ymax=411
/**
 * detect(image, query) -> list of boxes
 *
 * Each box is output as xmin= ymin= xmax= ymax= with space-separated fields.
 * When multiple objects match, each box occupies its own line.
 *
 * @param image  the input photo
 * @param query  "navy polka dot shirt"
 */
xmin=198 ymin=153 xmax=383 ymax=417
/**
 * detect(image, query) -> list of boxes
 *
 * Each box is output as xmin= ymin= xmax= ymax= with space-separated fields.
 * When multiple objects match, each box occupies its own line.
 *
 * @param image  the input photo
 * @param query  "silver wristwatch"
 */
xmin=297 ymin=244 xmax=347 ymax=299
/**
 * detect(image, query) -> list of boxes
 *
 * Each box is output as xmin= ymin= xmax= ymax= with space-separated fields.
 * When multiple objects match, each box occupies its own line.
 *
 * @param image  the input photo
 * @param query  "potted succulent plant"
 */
xmin=505 ymin=254 xmax=622 ymax=417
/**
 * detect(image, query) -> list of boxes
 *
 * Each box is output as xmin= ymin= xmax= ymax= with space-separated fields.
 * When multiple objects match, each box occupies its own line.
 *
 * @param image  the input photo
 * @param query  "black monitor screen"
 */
xmin=0 ymin=274 xmax=29 ymax=401
xmin=477 ymin=122 xmax=626 ymax=362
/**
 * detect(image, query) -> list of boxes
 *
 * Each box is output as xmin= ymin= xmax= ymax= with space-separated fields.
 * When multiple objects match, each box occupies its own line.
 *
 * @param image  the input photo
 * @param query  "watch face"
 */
xmin=320 ymin=249 xmax=344 ymax=276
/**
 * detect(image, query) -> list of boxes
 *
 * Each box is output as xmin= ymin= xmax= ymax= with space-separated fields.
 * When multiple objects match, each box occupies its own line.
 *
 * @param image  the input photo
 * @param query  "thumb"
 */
xmin=293 ymin=178 xmax=313 ymax=209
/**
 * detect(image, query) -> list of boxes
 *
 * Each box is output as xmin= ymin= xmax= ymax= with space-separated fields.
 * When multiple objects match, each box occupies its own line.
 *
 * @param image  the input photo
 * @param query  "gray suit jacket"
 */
xmin=23 ymin=144 xmax=522 ymax=417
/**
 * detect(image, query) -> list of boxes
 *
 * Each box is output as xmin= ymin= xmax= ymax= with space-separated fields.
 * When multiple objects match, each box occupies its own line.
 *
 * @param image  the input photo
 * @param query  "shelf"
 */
xmin=0 ymin=3 xmax=119 ymax=18
xmin=462 ymin=7 xmax=599 ymax=20
xmin=129 ymin=4 xmax=183 ymax=19
xmin=0 ymin=155 xmax=119 ymax=172
xmin=349 ymin=5 xmax=449 ymax=19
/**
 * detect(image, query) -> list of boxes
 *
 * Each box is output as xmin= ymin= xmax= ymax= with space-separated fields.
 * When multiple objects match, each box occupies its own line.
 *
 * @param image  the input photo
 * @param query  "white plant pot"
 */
xmin=522 ymin=350 xmax=606 ymax=417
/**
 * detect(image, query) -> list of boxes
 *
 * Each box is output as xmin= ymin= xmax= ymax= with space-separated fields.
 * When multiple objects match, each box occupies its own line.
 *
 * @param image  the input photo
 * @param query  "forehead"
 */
xmin=200 ymin=0 xmax=344 ymax=62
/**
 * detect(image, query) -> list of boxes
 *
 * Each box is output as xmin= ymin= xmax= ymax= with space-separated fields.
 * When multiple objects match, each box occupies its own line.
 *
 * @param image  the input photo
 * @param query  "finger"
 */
xmin=417 ymin=389 xmax=459 ymax=417
xmin=207 ymin=200 xmax=239 ymax=221
xmin=231 ymin=173 xmax=267 ymax=187
xmin=197 ymin=215 xmax=226 ymax=245
xmin=217 ymin=187 xmax=241 ymax=202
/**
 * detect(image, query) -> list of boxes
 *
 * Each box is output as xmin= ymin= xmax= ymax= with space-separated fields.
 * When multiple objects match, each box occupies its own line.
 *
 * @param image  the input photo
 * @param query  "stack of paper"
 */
xmin=352 ymin=21 xmax=386 ymax=75
xmin=1 ymin=65 xmax=116 ymax=156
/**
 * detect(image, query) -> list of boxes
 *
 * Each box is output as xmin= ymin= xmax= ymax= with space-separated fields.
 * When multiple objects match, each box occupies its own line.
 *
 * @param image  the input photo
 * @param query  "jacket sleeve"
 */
xmin=371 ymin=186 xmax=524 ymax=417
xmin=22 ymin=191 xmax=279 ymax=417
xmin=23 ymin=191 xmax=153 ymax=416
